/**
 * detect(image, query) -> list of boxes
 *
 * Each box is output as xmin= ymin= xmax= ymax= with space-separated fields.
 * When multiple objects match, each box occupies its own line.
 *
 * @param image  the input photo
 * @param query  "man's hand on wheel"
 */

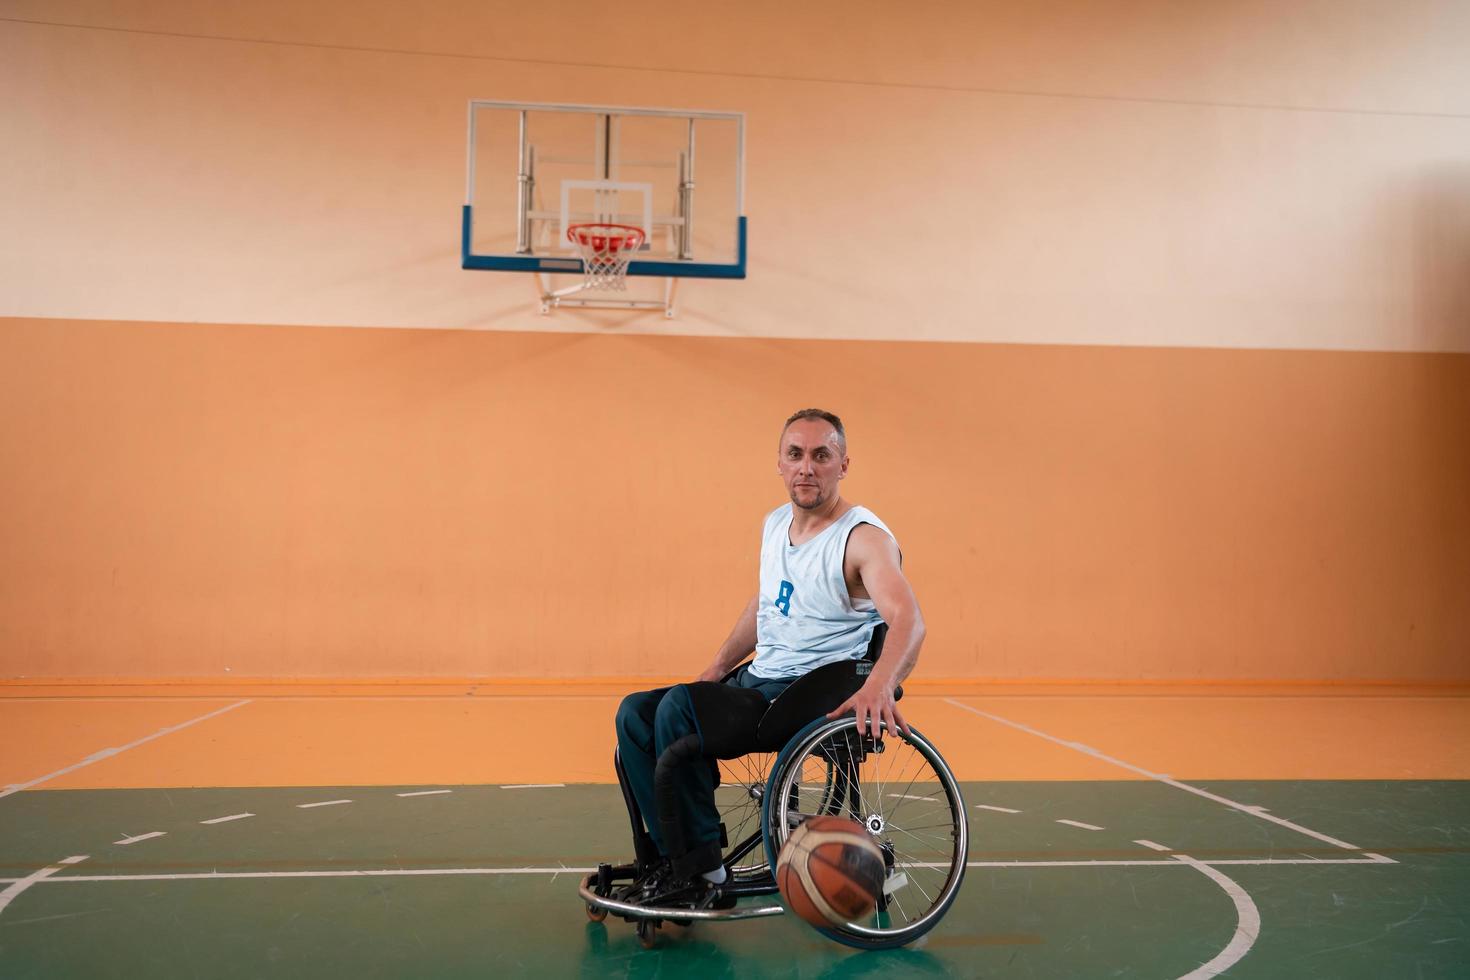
xmin=828 ymin=679 xmax=910 ymax=738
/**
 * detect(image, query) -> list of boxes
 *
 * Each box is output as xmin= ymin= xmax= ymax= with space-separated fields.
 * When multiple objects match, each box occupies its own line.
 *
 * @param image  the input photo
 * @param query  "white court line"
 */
xmin=1 ymin=697 xmax=253 ymax=703
xmin=1056 ymin=819 xmax=1105 ymax=831
xmin=296 ymin=800 xmax=352 ymax=809
xmin=500 ymin=783 xmax=564 ymax=789
xmin=396 ymin=790 xmax=453 ymax=797
xmin=974 ymin=804 xmax=1021 ymax=813
xmin=200 ymin=813 xmax=254 ymax=825
xmin=973 ymin=856 xmax=1387 ymax=868
xmin=937 ymin=856 xmax=1389 ymax=869
xmin=0 ymin=856 xmax=89 ymax=919
xmin=0 ymin=854 xmax=1398 ymax=887
xmin=943 ymin=698 xmax=1379 ymax=854
xmin=1173 ymin=853 xmax=1262 ymax=979
xmin=23 ymin=867 xmax=602 ymax=882
xmin=1136 ymin=839 xmax=1172 ymax=852
xmin=0 ymin=699 xmax=251 ymax=800
xmin=114 ymin=832 xmax=167 ymax=846
xmin=1190 ymin=857 xmax=1389 ymax=866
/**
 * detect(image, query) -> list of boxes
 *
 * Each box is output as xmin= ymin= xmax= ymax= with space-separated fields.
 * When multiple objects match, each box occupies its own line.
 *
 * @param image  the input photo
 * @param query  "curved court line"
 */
xmin=1171 ymin=853 xmax=1261 ymax=979
xmin=0 ymin=700 xmax=252 ymax=800
xmin=0 ymin=856 xmax=89 ymax=920
xmin=942 ymin=698 xmax=1378 ymax=854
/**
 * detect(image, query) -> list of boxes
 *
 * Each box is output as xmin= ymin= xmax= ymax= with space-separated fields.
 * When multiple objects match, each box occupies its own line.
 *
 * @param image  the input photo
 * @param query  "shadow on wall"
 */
xmin=1411 ymin=161 xmax=1470 ymax=664
xmin=1414 ymin=162 xmax=1470 ymax=351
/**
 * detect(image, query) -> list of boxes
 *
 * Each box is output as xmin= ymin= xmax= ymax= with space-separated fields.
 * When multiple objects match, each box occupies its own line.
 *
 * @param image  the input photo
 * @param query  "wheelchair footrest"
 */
xmin=579 ymin=873 xmax=784 ymax=923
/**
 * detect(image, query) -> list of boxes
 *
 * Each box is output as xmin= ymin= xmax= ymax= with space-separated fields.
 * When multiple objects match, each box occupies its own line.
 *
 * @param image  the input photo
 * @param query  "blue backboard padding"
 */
xmin=461 ymin=207 xmax=746 ymax=280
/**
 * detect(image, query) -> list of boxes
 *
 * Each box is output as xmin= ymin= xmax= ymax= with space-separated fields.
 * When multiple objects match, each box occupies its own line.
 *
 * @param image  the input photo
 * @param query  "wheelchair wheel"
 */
xmin=716 ymin=751 xmax=777 ymax=880
xmin=761 ymin=716 xmax=968 ymax=950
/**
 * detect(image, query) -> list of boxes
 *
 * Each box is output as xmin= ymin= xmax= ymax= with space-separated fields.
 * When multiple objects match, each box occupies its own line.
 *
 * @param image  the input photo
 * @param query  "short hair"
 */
xmin=782 ymin=408 xmax=846 ymax=448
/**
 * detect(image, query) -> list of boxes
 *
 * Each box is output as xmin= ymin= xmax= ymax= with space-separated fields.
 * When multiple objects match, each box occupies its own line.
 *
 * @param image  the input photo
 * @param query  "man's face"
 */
xmin=778 ymin=419 xmax=848 ymax=511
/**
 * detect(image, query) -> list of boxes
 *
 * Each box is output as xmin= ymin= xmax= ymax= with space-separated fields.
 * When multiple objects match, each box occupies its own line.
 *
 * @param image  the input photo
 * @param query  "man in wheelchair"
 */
xmin=612 ymin=408 xmax=926 ymax=912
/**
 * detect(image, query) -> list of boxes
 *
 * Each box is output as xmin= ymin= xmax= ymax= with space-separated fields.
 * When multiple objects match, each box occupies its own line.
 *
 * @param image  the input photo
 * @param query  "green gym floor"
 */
xmin=2 ymin=686 xmax=1468 ymax=977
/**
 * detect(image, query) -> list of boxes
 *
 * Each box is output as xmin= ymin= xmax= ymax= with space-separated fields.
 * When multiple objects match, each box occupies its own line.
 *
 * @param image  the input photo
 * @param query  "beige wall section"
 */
xmin=2 ymin=317 xmax=1466 ymax=681
xmin=2 ymin=1 xmax=1468 ymax=350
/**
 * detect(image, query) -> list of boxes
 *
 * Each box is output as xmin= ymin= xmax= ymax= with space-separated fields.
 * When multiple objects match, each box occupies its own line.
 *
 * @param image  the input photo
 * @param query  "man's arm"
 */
xmin=696 ymin=594 xmax=760 ymax=682
xmin=827 ymin=525 xmax=925 ymax=737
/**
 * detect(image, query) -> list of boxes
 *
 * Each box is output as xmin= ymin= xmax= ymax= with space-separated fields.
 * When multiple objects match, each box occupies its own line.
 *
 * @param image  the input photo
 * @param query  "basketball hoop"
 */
xmin=567 ymin=223 xmax=646 ymax=291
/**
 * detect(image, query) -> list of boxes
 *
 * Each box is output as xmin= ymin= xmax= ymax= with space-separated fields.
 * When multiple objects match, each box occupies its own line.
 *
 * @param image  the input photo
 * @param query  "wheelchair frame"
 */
xmin=580 ymin=662 xmax=970 ymax=949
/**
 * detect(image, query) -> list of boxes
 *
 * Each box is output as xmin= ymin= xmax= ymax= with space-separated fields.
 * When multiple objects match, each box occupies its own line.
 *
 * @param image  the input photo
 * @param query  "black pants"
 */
xmin=614 ymin=665 xmax=793 ymax=878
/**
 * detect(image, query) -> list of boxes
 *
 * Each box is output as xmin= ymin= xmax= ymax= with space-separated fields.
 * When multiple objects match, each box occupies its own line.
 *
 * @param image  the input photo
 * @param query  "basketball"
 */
xmin=776 ymin=816 xmax=887 ymax=928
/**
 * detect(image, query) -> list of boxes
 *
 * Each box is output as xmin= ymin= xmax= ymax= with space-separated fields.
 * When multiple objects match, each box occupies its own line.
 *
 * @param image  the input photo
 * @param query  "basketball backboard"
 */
xmin=462 ymin=101 xmax=746 ymax=316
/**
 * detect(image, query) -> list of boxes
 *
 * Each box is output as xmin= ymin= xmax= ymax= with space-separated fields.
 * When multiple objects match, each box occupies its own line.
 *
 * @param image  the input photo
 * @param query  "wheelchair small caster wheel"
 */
xmin=585 ymin=902 xmax=607 ymax=922
xmin=636 ymin=919 xmax=659 ymax=948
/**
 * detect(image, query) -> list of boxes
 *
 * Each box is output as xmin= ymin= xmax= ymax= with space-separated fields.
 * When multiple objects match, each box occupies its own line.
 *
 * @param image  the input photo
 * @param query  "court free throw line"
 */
xmin=0 ymin=700 xmax=252 ymax=801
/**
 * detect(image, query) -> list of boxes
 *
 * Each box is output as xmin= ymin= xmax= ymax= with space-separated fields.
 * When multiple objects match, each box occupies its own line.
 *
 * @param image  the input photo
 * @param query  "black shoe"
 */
xmin=639 ymin=871 xmax=735 ymax=911
xmin=608 ymin=858 xmax=670 ymax=905
xmin=638 ymin=857 xmax=671 ymax=882
xmin=636 ymin=859 xmax=673 ymax=894
xmin=695 ymin=878 xmax=739 ymax=911
xmin=657 ymin=877 xmax=738 ymax=927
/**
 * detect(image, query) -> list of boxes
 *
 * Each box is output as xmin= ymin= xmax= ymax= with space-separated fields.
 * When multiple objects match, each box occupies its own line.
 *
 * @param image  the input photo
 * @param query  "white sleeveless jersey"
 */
xmin=749 ymin=502 xmax=897 ymax=680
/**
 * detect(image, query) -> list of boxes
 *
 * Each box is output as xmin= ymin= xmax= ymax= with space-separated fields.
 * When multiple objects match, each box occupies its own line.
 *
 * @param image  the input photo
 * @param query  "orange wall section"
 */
xmin=2 ymin=317 xmax=1466 ymax=682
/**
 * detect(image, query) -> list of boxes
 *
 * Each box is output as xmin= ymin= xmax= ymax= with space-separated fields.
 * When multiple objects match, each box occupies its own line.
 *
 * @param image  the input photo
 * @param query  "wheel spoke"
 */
xmin=766 ymin=718 xmax=967 ymax=946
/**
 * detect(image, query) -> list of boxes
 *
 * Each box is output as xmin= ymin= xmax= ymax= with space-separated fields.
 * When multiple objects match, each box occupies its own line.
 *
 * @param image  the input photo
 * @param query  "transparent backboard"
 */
xmin=462 ymin=101 xmax=746 ymax=279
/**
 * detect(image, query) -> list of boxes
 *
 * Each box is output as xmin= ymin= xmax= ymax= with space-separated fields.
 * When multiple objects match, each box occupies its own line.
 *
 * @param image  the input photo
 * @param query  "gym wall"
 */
xmin=3 ymin=1 xmax=1467 ymax=681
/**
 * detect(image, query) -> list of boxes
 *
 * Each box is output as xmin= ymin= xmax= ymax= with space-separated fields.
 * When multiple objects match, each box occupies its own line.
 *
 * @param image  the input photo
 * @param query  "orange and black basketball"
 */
xmin=775 ymin=815 xmax=886 ymax=928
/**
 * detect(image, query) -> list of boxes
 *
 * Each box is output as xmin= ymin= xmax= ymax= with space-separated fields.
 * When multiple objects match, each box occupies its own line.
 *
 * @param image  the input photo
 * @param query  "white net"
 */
xmin=567 ymin=223 xmax=646 ymax=291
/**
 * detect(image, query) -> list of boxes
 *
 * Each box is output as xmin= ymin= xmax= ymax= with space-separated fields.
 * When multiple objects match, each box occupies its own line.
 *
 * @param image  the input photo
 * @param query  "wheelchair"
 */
xmin=579 ymin=626 xmax=970 ymax=950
